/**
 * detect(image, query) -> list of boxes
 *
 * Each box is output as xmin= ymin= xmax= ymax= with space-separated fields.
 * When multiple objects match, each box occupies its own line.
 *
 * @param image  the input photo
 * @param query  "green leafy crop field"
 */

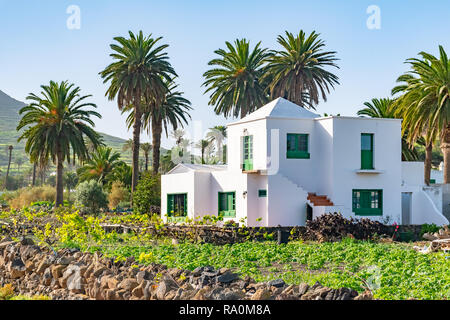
xmin=83 ymin=237 xmax=450 ymax=300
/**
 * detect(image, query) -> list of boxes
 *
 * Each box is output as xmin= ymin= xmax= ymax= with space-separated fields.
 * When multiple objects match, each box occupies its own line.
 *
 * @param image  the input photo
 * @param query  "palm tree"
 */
xmin=264 ymin=30 xmax=339 ymax=109
xmin=160 ymin=150 xmax=175 ymax=173
xmin=140 ymin=142 xmax=152 ymax=171
xmin=122 ymin=138 xmax=133 ymax=152
xmin=171 ymin=129 xmax=185 ymax=147
xmin=31 ymin=161 xmax=37 ymax=186
xmin=17 ymin=81 xmax=102 ymax=206
xmin=392 ymin=46 xmax=450 ymax=183
xmin=203 ymin=39 xmax=272 ymax=118
xmin=357 ymin=98 xmax=421 ymax=161
xmin=110 ymin=162 xmax=132 ymax=190
xmin=16 ymin=157 xmax=24 ymax=173
xmin=77 ymin=146 xmax=124 ymax=186
xmin=206 ymin=125 xmax=227 ymax=164
xmin=124 ymin=79 xmax=191 ymax=174
xmin=196 ymin=139 xmax=211 ymax=164
xmin=100 ymin=30 xmax=176 ymax=194
xmin=5 ymin=145 xmax=13 ymax=188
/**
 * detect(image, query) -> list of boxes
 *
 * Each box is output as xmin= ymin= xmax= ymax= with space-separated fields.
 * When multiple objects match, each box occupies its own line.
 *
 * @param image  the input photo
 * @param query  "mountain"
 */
xmin=0 ymin=89 xmax=132 ymax=173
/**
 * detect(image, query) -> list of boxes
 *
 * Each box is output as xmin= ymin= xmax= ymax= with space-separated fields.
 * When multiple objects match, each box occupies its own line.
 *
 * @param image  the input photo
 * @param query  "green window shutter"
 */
xmin=361 ymin=133 xmax=374 ymax=169
xmin=167 ymin=194 xmax=174 ymax=215
xmin=258 ymin=189 xmax=267 ymax=197
xmin=243 ymin=135 xmax=253 ymax=170
xmin=218 ymin=192 xmax=236 ymax=217
xmin=287 ymin=133 xmax=310 ymax=159
xmin=352 ymin=189 xmax=382 ymax=216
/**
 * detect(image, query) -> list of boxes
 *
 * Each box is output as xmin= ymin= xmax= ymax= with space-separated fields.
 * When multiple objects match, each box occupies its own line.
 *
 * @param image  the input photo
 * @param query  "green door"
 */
xmin=243 ymin=135 xmax=253 ymax=171
xmin=361 ymin=133 xmax=374 ymax=169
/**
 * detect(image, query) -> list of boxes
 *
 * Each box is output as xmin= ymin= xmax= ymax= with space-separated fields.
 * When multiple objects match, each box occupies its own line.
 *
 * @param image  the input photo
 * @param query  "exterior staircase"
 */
xmin=307 ymin=193 xmax=334 ymax=207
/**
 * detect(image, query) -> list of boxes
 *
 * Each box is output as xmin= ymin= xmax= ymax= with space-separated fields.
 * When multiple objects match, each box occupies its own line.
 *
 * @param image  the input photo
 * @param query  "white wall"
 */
xmin=402 ymin=185 xmax=449 ymax=225
xmin=402 ymin=162 xmax=424 ymax=186
xmin=227 ymin=120 xmax=267 ymax=172
xmin=266 ymin=118 xmax=318 ymax=192
xmin=161 ymin=172 xmax=195 ymax=221
xmin=246 ymin=174 xmax=268 ymax=226
xmin=267 ymin=174 xmax=308 ymax=226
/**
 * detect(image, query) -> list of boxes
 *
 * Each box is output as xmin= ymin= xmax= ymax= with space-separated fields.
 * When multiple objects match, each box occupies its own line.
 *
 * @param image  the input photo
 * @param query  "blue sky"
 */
xmin=1 ymin=0 xmax=450 ymax=148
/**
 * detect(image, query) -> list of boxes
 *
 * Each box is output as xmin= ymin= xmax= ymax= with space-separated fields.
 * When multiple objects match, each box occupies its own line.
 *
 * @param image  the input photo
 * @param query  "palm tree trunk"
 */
xmin=55 ymin=146 xmax=64 ymax=207
xmin=424 ymin=142 xmax=433 ymax=186
xmin=131 ymin=106 xmax=142 ymax=194
xmin=32 ymin=162 xmax=36 ymax=186
xmin=151 ymin=114 xmax=162 ymax=175
xmin=145 ymin=152 xmax=149 ymax=171
xmin=5 ymin=147 xmax=12 ymax=181
xmin=441 ymin=124 xmax=450 ymax=184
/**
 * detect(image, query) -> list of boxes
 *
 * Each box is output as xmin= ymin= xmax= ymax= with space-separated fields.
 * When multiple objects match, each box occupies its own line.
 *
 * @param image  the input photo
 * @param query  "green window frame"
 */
xmin=218 ymin=191 xmax=236 ymax=217
xmin=243 ymin=135 xmax=253 ymax=170
xmin=361 ymin=133 xmax=374 ymax=169
xmin=287 ymin=133 xmax=310 ymax=159
xmin=352 ymin=189 xmax=382 ymax=216
xmin=258 ymin=189 xmax=267 ymax=197
xmin=167 ymin=193 xmax=187 ymax=217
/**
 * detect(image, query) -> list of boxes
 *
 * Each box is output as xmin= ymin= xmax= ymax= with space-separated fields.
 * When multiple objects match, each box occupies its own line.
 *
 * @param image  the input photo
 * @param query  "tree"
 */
xmin=124 ymin=79 xmax=191 ymax=174
xmin=206 ymin=125 xmax=227 ymax=164
xmin=75 ymin=180 xmax=108 ymax=214
xmin=100 ymin=31 xmax=176 ymax=195
xmin=264 ymin=30 xmax=339 ymax=109
xmin=357 ymin=98 xmax=422 ymax=161
xmin=160 ymin=150 xmax=175 ymax=173
xmin=17 ymin=81 xmax=101 ymax=206
xmin=16 ymin=157 xmax=24 ymax=173
xmin=110 ymin=162 xmax=132 ymax=190
xmin=196 ymin=139 xmax=211 ymax=164
xmin=140 ymin=142 xmax=152 ymax=171
xmin=170 ymin=129 xmax=185 ymax=147
xmin=133 ymin=172 xmax=161 ymax=215
xmin=77 ymin=146 xmax=124 ymax=187
xmin=392 ymin=46 xmax=450 ymax=183
xmin=203 ymin=39 xmax=272 ymax=118
xmin=122 ymin=139 xmax=133 ymax=152
xmin=31 ymin=161 xmax=37 ymax=187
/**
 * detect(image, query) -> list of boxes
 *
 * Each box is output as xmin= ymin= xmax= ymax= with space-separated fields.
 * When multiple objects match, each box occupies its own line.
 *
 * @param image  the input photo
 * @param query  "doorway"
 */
xmin=401 ymin=192 xmax=412 ymax=225
xmin=306 ymin=204 xmax=313 ymax=222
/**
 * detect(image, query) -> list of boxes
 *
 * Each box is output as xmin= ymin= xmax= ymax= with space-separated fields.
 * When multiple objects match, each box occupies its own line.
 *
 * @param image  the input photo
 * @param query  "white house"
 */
xmin=161 ymin=98 xmax=450 ymax=226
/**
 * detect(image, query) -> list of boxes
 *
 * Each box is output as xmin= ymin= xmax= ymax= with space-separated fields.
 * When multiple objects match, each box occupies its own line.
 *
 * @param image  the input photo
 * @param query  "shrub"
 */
xmin=7 ymin=185 xmax=56 ymax=209
xmin=108 ymin=181 xmax=130 ymax=209
xmin=74 ymin=180 xmax=108 ymax=214
xmin=133 ymin=173 xmax=160 ymax=215
xmin=420 ymin=223 xmax=440 ymax=237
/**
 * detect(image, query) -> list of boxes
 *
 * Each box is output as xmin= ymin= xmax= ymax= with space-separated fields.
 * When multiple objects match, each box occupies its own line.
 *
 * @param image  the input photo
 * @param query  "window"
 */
xmin=258 ymin=189 xmax=267 ymax=197
xmin=287 ymin=134 xmax=310 ymax=159
xmin=218 ymin=192 xmax=236 ymax=217
xmin=361 ymin=133 xmax=374 ymax=169
xmin=167 ymin=193 xmax=187 ymax=217
xmin=352 ymin=189 xmax=382 ymax=216
xmin=243 ymin=135 xmax=253 ymax=170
